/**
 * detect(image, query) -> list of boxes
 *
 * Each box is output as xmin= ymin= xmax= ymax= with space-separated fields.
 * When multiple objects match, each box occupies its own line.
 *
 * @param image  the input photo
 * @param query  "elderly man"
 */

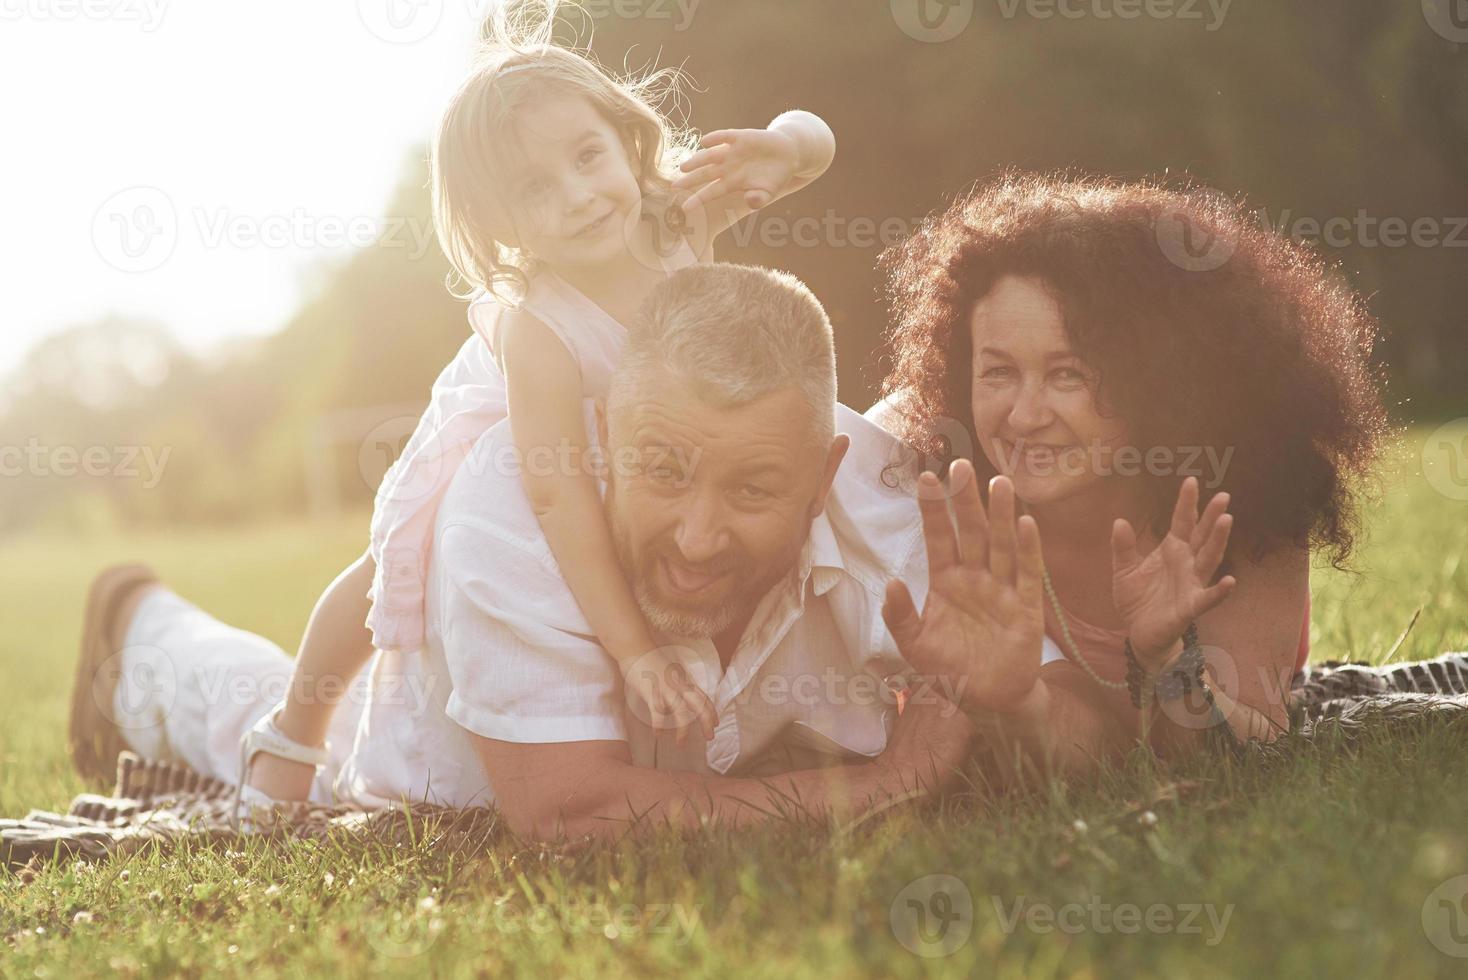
xmin=72 ymin=263 xmax=988 ymax=840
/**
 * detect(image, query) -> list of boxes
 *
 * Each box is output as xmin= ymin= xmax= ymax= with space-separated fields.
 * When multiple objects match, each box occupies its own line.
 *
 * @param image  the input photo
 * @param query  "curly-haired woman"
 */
xmin=869 ymin=173 xmax=1392 ymax=771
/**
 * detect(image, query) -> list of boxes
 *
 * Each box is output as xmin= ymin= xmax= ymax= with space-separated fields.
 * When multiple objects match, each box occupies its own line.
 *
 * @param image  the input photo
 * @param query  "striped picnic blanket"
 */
xmin=5 ymin=653 xmax=1468 ymax=872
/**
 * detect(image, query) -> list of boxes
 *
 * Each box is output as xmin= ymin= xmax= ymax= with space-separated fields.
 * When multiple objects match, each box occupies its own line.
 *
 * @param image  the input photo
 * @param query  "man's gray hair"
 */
xmin=608 ymin=263 xmax=837 ymax=447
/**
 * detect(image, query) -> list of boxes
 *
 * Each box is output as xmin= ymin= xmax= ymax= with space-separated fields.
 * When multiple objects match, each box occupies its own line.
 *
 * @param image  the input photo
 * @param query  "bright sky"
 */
xmin=0 ymin=0 xmax=498 ymax=376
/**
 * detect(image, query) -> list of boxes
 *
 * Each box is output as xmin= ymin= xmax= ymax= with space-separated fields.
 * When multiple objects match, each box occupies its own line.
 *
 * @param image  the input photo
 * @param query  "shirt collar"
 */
xmin=799 ymin=510 xmax=847 ymax=599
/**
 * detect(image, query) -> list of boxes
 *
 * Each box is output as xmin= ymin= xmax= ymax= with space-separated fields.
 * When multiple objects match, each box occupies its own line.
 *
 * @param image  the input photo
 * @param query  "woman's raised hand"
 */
xmin=882 ymin=462 xmax=1048 ymax=716
xmin=1111 ymin=476 xmax=1237 ymax=669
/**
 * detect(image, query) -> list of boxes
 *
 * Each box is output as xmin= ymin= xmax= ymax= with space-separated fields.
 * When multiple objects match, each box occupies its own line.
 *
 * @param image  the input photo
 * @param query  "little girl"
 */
xmin=238 ymin=2 xmax=836 ymax=802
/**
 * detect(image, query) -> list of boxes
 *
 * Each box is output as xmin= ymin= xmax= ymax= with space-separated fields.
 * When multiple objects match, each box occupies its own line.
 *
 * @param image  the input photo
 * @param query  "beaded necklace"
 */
xmin=1041 ymin=564 xmax=1128 ymax=691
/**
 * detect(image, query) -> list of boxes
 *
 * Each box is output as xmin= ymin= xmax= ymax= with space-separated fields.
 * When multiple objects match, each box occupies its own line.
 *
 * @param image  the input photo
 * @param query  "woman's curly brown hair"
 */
xmin=875 ymin=171 xmax=1393 ymax=569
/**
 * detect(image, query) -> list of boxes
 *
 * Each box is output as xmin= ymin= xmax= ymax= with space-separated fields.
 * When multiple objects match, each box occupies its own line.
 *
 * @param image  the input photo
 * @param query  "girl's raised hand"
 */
xmin=672 ymin=128 xmax=801 ymax=216
xmin=1111 ymin=476 xmax=1237 ymax=669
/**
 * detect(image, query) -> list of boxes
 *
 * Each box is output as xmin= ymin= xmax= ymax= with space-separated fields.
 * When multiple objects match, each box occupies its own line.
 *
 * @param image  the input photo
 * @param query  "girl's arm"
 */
xmin=674 ymin=109 xmax=837 ymax=244
xmin=499 ymin=310 xmax=717 ymax=741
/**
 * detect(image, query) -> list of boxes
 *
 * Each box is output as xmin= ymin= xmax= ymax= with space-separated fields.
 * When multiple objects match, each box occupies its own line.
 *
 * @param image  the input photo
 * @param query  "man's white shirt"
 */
xmin=335 ymin=399 xmax=1061 ymax=808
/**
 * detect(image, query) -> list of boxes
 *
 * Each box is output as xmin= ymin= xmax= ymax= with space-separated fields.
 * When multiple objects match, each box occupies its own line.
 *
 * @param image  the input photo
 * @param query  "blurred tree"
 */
xmin=2 ymin=1 xmax=1463 ymax=534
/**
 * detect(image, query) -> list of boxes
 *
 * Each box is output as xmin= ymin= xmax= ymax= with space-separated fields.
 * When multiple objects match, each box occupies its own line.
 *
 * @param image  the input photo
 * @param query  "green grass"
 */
xmin=3 ymin=433 xmax=1468 ymax=978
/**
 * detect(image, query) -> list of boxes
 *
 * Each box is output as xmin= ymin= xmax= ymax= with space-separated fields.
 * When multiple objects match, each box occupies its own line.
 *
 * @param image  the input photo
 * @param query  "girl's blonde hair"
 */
xmin=431 ymin=0 xmax=697 ymax=304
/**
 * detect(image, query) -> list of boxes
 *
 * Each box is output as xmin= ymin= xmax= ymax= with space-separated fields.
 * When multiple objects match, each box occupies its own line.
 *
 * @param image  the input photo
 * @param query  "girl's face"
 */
xmin=498 ymin=93 xmax=643 ymax=271
xmin=968 ymin=275 xmax=1130 ymax=508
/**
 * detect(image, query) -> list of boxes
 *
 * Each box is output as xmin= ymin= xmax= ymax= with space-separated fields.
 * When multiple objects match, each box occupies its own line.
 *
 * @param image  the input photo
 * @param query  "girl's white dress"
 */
xmin=364 ymin=258 xmax=687 ymax=652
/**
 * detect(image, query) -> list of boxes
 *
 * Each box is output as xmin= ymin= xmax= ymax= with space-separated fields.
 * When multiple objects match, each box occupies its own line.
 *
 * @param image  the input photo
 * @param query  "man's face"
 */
xmin=601 ymin=370 xmax=847 ymax=640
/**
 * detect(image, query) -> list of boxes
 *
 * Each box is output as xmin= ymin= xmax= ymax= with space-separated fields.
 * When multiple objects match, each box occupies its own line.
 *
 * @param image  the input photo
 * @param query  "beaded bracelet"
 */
xmin=1124 ymin=622 xmax=1203 ymax=709
xmin=1126 ymin=625 xmax=1242 ymax=752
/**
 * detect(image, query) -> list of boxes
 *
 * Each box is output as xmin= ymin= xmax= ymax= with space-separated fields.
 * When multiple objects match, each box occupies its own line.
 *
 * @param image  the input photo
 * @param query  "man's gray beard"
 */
xmin=631 ymin=575 xmax=742 ymax=639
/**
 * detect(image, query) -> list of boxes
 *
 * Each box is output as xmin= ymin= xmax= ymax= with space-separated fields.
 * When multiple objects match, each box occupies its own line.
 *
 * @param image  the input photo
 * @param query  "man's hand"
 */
xmin=876 ymin=693 xmax=979 ymax=798
xmin=475 ymin=735 xmax=913 ymax=841
xmin=881 ymin=462 xmax=1048 ymax=717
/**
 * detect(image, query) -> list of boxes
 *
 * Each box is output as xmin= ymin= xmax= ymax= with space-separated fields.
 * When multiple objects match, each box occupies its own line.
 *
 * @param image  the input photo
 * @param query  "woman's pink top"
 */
xmin=1041 ymin=590 xmax=1311 ymax=720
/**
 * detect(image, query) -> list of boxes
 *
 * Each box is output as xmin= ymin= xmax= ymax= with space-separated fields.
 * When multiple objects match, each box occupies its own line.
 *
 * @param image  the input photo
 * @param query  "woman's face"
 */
xmin=968 ymin=275 xmax=1130 ymax=508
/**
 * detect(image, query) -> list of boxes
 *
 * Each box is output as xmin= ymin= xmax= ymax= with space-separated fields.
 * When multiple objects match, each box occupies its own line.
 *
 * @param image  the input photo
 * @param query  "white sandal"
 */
xmin=232 ymin=704 xmax=330 ymax=830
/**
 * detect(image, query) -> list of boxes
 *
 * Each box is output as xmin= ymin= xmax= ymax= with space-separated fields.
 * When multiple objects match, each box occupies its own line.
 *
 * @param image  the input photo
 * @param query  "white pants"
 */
xmin=116 ymin=587 xmax=369 ymax=804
